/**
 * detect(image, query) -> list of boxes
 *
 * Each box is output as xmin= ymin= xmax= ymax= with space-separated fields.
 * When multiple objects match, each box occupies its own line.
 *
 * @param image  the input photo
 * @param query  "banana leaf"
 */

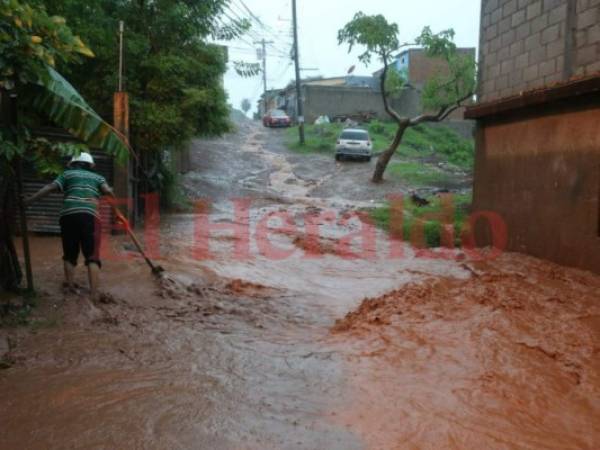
xmin=28 ymin=65 xmax=129 ymax=164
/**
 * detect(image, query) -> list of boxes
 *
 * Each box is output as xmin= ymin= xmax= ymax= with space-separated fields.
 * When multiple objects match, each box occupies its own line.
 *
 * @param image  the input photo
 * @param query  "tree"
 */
xmin=0 ymin=0 xmax=128 ymax=166
xmin=40 ymin=0 xmax=260 ymax=197
xmin=240 ymin=98 xmax=251 ymax=116
xmin=338 ymin=13 xmax=476 ymax=183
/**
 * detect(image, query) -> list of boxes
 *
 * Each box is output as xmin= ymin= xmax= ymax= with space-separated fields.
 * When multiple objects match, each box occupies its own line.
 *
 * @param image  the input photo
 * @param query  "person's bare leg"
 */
xmin=63 ymin=261 xmax=76 ymax=289
xmin=87 ymin=262 xmax=100 ymax=301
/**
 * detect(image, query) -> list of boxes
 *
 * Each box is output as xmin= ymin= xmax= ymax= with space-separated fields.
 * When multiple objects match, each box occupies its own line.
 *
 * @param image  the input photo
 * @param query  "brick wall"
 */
xmin=479 ymin=0 xmax=600 ymax=102
xmin=575 ymin=0 xmax=600 ymax=75
xmin=407 ymin=48 xmax=477 ymax=86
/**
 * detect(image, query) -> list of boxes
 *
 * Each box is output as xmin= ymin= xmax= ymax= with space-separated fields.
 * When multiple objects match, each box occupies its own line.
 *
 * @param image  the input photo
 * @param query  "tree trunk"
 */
xmin=372 ymin=124 xmax=408 ymax=183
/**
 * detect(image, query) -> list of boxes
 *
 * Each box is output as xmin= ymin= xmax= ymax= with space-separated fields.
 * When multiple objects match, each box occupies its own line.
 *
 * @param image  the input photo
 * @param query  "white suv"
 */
xmin=335 ymin=128 xmax=372 ymax=162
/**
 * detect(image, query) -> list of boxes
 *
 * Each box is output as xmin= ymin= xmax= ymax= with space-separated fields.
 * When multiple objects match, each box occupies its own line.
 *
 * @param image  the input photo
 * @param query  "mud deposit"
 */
xmin=2 ymin=121 xmax=599 ymax=449
xmin=332 ymin=255 xmax=600 ymax=449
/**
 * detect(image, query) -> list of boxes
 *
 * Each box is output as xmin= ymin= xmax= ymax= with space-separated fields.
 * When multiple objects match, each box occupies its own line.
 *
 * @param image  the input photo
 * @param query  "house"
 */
xmin=465 ymin=0 xmax=600 ymax=273
xmin=374 ymin=47 xmax=477 ymax=120
xmin=375 ymin=47 xmax=477 ymax=85
xmin=265 ymin=75 xmax=421 ymax=124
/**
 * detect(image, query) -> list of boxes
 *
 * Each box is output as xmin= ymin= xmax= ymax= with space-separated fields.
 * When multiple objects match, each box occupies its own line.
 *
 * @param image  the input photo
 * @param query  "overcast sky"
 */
xmin=219 ymin=0 xmax=482 ymax=115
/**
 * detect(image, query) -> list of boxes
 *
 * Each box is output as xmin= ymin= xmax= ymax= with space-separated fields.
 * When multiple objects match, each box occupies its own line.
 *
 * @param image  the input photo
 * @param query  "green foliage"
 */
xmin=212 ymin=17 xmax=251 ymax=41
xmin=415 ymin=26 xmax=476 ymax=111
xmin=0 ymin=0 xmax=92 ymax=89
xmin=368 ymin=120 xmax=385 ymax=135
xmin=337 ymin=12 xmax=399 ymax=63
xmin=404 ymin=124 xmax=474 ymax=168
xmin=28 ymin=65 xmax=128 ymax=162
xmin=0 ymin=131 xmax=22 ymax=160
xmin=27 ymin=137 xmax=85 ymax=175
xmin=387 ymin=161 xmax=452 ymax=186
xmin=420 ymin=54 xmax=476 ymax=111
xmin=0 ymin=0 xmax=128 ymax=170
xmin=286 ymin=122 xmax=474 ymax=168
xmin=285 ymin=123 xmax=344 ymax=154
xmin=39 ymin=0 xmax=239 ymax=206
xmin=384 ymin=67 xmax=407 ymax=99
xmin=338 ymin=13 xmax=476 ymax=181
xmin=415 ymin=26 xmax=457 ymax=59
xmin=241 ymin=98 xmax=251 ymax=114
xmin=370 ymin=192 xmax=472 ymax=248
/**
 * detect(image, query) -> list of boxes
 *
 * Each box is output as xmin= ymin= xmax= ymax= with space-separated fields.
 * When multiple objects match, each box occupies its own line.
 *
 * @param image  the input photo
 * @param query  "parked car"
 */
xmin=335 ymin=128 xmax=372 ymax=162
xmin=263 ymin=109 xmax=291 ymax=128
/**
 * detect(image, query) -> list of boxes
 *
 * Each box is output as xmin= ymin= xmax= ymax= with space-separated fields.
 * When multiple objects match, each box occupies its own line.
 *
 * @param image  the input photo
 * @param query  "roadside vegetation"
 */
xmin=337 ymin=13 xmax=476 ymax=182
xmin=370 ymin=192 xmax=472 ymax=248
xmin=38 ymin=0 xmax=257 ymax=208
xmin=285 ymin=121 xmax=474 ymax=186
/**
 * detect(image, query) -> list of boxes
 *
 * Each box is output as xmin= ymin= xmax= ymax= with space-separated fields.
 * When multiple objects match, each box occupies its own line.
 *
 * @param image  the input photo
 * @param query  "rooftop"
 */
xmin=465 ymin=72 xmax=600 ymax=119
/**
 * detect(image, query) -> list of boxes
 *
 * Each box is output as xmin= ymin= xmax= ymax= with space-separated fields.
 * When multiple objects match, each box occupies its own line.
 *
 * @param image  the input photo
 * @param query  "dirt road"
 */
xmin=1 ymin=120 xmax=599 ymax=449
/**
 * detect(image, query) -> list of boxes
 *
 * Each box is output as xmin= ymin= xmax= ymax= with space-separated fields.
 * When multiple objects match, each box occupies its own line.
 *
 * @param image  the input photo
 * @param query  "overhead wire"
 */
xmin=224 ymin=0 xmax=292 ymax=57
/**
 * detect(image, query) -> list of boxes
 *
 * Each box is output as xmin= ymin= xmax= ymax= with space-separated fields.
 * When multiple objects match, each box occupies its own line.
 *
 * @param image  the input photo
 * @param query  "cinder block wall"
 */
xmin=409 ymin=48 xmax=477 ymax=86
xmin=479 ymin=0 xmax=600 ymax=102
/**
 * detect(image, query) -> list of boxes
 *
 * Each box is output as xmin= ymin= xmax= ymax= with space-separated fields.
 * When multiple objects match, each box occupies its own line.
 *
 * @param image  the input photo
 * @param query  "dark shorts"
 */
xmin=59 ymin=213 xmax=102 ymax=268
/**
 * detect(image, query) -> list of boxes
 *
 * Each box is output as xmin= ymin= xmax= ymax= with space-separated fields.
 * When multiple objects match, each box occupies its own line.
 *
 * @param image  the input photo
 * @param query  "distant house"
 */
xmin=259 ymin=46 xmax=477 ymax=126
xmin=465 ymin=0 xmax=600 ymax=273
xmin=373 ymin=47 xmax=477 ymax=120
xmin=277 ymin=75 xmax=392 ymax=123
xmin=375 ymin=47 xmax=476 ymax=85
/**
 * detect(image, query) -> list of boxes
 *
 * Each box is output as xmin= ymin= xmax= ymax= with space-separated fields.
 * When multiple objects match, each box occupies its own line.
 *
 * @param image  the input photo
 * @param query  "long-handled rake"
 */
xmin=112 ymin=207 xmax=165 ymax=277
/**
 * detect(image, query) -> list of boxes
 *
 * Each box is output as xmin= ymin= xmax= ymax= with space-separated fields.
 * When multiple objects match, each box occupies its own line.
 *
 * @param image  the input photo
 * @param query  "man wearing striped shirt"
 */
xmin=26 ymin=152 xmax=115 ymax=301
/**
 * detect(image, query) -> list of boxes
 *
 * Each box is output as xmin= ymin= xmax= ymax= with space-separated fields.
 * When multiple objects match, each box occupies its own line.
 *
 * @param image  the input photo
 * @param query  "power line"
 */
xmin=231 ymin=0 xmax=289 ymax=44
xmin=224 ymin=2 xmax=291 ymax=57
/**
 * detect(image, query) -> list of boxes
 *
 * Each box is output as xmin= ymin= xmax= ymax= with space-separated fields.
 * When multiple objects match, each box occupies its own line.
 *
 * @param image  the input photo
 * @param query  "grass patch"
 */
xmin=386 ymin=161 xmax=453 ymax=186
xmin=370 ymin=192 xmax=472 ymax=248
xmin=285 ymin=123 xmax=344 ymax=154
xmin=286 ymin=121 xmax=474 ymax=168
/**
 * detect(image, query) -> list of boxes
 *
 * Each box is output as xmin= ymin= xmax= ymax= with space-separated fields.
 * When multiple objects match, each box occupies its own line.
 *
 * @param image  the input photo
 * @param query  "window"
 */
xmin=340 ymin=131 xmax=369 ymax=141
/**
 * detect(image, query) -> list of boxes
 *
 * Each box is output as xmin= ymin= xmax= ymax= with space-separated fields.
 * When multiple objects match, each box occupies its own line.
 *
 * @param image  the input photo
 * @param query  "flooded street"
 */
xmin=1 ymin=120 xmax=599 ymax=449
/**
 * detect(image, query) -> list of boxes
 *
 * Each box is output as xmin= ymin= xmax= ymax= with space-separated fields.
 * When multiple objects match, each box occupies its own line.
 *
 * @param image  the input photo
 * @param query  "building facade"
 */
xmin=467 ymin=0 xmax=600 ymax=273
xmin=390 ymin=47 xmax=477 ymax=86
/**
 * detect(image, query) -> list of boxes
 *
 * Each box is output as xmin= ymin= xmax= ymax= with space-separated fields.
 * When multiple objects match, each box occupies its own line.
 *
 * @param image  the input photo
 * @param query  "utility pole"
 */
xmin=255 ymin=39 xmax=273 ymax=116
xmin=114 ymin=20 xmax=133 ymax=224
xmin=291 ymin=0 xmax=305 ymax=145
xmin=118 ymin=20 xmax=124 ymax=92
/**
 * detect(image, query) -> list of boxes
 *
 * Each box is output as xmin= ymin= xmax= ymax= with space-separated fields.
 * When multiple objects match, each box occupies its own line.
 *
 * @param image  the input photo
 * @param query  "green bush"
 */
xmin=370 ymin=192 xmax=472 ymax=248
xmin=368 ymin=120 xmax=386 ymax=135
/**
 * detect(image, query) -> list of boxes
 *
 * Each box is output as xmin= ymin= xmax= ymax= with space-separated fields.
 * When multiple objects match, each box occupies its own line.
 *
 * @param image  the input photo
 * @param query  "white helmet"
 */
xmin=68 ymin=152 xmax=95 ymax=168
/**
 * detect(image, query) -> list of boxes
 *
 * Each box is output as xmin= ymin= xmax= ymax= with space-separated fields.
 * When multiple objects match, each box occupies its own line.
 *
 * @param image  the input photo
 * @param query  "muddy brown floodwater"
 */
xmin=1 ymin=120 xmax=599 ymax=449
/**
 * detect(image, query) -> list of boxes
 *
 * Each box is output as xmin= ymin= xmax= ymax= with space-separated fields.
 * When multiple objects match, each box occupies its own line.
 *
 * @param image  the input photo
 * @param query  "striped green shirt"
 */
xmin=53 ymin=169 xmax=107 ymax=218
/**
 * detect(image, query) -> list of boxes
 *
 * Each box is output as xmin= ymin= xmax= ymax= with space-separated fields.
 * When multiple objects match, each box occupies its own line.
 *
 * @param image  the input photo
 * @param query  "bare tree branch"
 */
xmin=409 ymin=92 xmax=472 ymax=125
xmin=379 ymin=51 xmax=408 ymax=125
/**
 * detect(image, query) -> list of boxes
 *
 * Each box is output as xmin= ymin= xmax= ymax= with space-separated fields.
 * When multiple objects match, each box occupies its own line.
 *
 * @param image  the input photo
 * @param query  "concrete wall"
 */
xmin=479 ymin=0 xmax=600 ymax=102
xmin=472 ymin=94 xmax=600 ymax=273
xmin=302 ymin=85 xmax=422 ymax=123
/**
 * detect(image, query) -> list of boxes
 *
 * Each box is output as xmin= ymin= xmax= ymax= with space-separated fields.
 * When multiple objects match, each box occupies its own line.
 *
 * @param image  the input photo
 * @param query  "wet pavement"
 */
xmin=1 ymin=119 xmax=599 ymax=449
